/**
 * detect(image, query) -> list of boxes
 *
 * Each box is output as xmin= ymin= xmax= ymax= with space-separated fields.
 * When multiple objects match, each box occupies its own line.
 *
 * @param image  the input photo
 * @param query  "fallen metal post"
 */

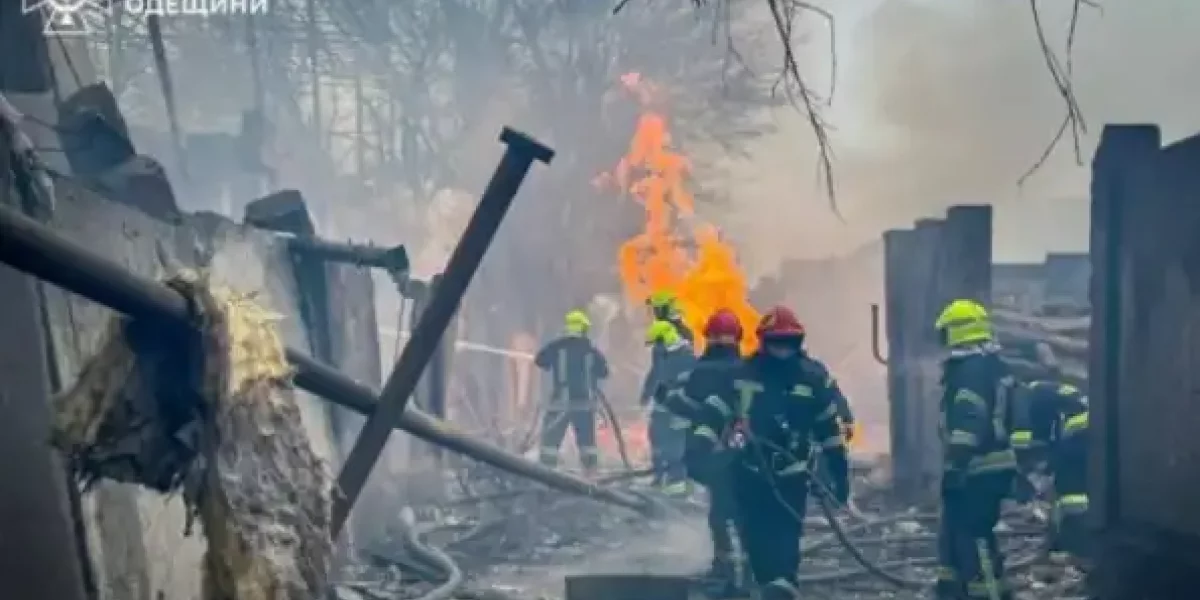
xmin=333 ymin=128 xmax=555 ymax=533
xmin=0 ymin=204 xmax=651 ymax=519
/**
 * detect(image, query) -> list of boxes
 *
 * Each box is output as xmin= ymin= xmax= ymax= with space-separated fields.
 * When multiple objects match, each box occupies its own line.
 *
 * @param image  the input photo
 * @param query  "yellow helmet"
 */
xmin=934 ymin=299 xmax=992 ymax=347
xmin=645 ymin=320 xmax=682 ymax=346
xmin=647 ymin=290 xmax=677 ymax=310
xmin=564 ymin=309 xmax=591 ymax=335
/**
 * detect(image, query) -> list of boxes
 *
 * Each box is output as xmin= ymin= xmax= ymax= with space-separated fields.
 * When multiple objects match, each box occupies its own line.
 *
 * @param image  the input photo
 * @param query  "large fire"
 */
xmin=597 ymin=72 xmax=760 ymax=355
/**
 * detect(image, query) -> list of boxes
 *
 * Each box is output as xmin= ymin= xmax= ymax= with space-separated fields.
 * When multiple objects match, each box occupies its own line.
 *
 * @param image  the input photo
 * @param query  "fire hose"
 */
xmin=396 ymin=508 xmax=465 ymax=600
xmin=594 ymin=386 xmax=634 ymax=471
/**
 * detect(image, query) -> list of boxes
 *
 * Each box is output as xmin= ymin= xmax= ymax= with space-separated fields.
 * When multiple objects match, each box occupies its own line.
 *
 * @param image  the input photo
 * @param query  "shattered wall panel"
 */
xmin=36 ymin=184 xmax=357 ymax=599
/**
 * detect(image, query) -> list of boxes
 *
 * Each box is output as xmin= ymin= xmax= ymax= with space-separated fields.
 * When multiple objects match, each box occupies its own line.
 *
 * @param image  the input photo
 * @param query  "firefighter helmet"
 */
xmin=564 ymin=309 xmax=591 ymax=335
xmin=703 ymin=309 xmax=743 ymax=345
xmin=934 ymin=299 xmax=992 ymax=347
xmin=647 ymin=290 xmax=677 ymax=309
xmin=756 ymin=306 xmax=806 ymax=340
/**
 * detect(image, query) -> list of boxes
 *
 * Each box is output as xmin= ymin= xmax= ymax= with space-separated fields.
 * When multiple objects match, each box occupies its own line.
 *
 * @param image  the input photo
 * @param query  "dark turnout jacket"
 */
xmin=802 ymin=352 xmax=854 ymax=426
xmin=534 ymin=335 xmax=609 ymax=406
xmin=1010 ymin=380 xmax=1089 ymax=491
xmin=640 ymin=336 xmax=697 ymax=404
xmin=657 ymin=344 xmax=742 ymax=422
xmin=691 ymin=353 xmax=849 ymax=485
xmin=940 ymin=343 xmax=1019 ymax=479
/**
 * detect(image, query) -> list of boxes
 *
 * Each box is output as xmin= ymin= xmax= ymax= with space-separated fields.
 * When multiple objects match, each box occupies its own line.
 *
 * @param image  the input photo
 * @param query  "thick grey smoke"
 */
xmin=709 ymin=0 xmax=1200 ymax=266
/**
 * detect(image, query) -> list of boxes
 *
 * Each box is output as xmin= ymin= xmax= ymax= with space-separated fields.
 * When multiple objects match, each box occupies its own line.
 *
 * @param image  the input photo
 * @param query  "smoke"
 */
xmin=703 ymin=0 xmax=1200 ymax=268
xmin=673 ymin=0 xmax=1200 ymax=455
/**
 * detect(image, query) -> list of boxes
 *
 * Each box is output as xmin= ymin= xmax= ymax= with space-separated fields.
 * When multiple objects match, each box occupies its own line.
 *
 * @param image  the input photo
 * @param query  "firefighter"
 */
xmin=694 ymin=306 xmax=849 ymax=600
xmin=1009 ymin=378 xmax=1090 ymax=565
xmin=534 ymin=309 xmax=609 ymax=474
xmin=659 ymin=309 xmax=746 ymax=596
xmin=799 ymin=346 xmax=856 ymax=499
xmin=934 ymin=299 xmax=1019 ymax=600
xmin=646 ymin=290 xmax=694 ymax=343
xmin=641 ymin=319 xmax=697 ymax=494
xmin=835 ymin=387 xmax=856 ymax=446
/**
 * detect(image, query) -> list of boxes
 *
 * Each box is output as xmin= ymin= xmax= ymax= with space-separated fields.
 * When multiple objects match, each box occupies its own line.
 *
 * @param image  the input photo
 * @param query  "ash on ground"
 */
xmin=332 ymin=471 xmax=1087 ymax=600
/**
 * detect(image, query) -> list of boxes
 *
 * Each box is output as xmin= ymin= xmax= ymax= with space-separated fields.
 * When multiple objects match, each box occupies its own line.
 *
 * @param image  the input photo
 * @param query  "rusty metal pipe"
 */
xmin=870 ymin=304 xmax=888 ymax=365
xmin=0 ymin=204 xmax=651 ymax=518
xmin=332 ymin=128 xmax=555 ymax=533
xmin=286 ymin=237 xmax=409 ymax=276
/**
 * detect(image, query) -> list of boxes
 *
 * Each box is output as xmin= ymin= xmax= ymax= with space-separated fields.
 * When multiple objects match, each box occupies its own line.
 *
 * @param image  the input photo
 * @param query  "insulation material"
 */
xmin=51 ymin=270 xmax=334 ymax=600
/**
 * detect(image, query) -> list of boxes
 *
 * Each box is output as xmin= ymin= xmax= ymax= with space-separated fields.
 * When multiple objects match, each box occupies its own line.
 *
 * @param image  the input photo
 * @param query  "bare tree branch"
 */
xmin=618 ymin=0 xmax=841 ymax=216
xmin=1019 ymin=0 xmax=1099 ymax=186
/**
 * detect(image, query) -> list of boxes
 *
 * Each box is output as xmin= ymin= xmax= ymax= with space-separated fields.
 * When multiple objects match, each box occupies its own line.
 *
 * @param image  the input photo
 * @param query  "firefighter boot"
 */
xmin=701 ymin=556 xmax=745 ymax=599
xmin=935 ymin=567 xmax=962 ymax=600
xmin=760 ymin=579 xmax=799 ymax=600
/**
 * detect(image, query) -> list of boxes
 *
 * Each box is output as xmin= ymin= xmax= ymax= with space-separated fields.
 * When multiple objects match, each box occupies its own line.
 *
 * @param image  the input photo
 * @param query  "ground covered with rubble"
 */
xmin=331 ymin=467 xmax=1088 ymax=600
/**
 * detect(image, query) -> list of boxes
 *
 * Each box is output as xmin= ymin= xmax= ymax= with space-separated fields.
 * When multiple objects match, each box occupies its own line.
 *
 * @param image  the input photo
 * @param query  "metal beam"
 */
xmin=331 ymin=127 xmax=554 ymax=533
xmin=0 ymin=207 xmax=651 ymax=533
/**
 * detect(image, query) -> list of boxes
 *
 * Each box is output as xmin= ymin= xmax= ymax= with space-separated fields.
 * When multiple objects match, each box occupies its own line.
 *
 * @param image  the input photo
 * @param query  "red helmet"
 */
xmin=703 ymin=309 xmax=744 ymax=345
xmin=756 ymin=306 xmax=806 ymax=340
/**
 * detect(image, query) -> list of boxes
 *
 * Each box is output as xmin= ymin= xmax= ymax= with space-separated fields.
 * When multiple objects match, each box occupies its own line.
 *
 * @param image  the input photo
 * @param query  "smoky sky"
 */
xmin=709 ymin=0 xmax=1200 ymax=269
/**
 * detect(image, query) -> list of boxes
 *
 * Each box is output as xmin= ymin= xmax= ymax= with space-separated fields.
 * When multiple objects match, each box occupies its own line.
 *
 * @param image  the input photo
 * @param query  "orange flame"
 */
xmin=599 ymin=73 xmax=761 ymax=354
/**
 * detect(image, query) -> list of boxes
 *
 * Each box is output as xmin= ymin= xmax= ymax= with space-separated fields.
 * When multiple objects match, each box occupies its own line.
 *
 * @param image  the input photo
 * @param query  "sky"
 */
xmin=699 ymin=0 xmax=1200 ymax=271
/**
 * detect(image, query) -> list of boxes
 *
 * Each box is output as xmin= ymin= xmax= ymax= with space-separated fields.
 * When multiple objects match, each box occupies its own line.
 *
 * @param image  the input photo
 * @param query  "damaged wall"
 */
xmin=1089 ymin=124 xmax=1200 ymax=598
xmin=881 ymin=206 xmax=993 ymax=503
xmin=22 ymin=182 xmax=380 ymax=599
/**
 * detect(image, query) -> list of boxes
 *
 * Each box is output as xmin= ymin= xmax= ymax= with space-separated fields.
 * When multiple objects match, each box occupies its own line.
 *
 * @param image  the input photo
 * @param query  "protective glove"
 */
xmin=840 ymin=421 xmax=856 ymax=443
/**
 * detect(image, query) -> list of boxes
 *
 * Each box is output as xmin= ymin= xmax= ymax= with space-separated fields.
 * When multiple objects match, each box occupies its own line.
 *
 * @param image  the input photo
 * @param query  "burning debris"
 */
xmin=51 ymin=270 xmax=334 ymax=600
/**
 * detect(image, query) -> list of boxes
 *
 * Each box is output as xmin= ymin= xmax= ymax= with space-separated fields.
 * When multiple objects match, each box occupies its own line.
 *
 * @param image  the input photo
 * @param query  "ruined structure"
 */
xmin=1088 ymin=124 xmax=1200 ymax=599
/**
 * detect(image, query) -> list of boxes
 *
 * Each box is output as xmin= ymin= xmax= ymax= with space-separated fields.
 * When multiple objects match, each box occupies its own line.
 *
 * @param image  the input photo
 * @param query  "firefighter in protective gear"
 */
xmin=1009 ymin=379 xmax=1089 ymax=564
xmin=934 ymin=299 xmax=1019 ymax=600
xmin=835 ymin=388 xmax=856 ymax=445
xmin=646 ymin=290 xmax=695 ymax=344
xmin=693 ymin=306 xmax=850 ymax=600
xmin=642 ymin=319 xmax=697 ymax=493
xmin=805 ymin=352 xmax=855 ymax=502
xmin=534 ymin=310 xmax=610 ymax=473
xmin=660 ymin=309 xmax=747 ymax=597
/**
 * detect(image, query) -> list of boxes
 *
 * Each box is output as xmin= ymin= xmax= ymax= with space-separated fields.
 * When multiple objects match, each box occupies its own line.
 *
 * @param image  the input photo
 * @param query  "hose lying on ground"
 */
xmin=811 ymin=485 xmax=929 ymax=589
xmin=398 ymin=507 xmax=465 ymax=600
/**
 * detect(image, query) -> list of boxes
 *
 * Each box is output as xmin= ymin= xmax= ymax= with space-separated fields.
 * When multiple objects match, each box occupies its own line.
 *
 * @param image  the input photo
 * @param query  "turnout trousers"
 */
xmin=686 ymin=452 xmax=743 ymax=591
xmin=1048 ymin=488 xmax=1089 ymax=563
xmin=937 ymin=472 xmax=1014 ymax=600
xmin=732 ymin=468 xmax=807 ymax=599
xmin=648 ymin=405 xmax=689 ymax=487
xmin=538 ymin=405 xmax=598 ymax=471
